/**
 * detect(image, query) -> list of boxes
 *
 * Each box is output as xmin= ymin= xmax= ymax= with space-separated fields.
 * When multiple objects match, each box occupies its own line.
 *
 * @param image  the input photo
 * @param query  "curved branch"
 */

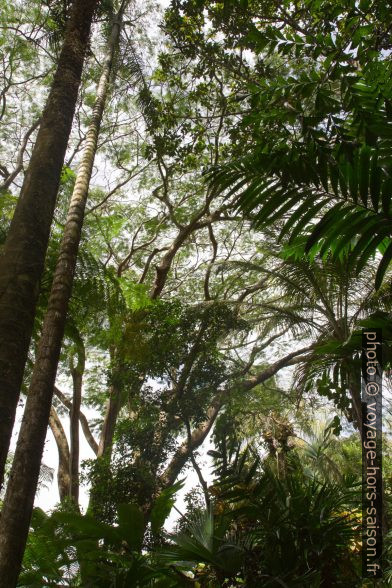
xmin=48 ymin=406 xmax=70 ymax=502
xmin=54 ymin=386 xmax=98 ymax=455
xmin=241 ymin=345 xmax=314 ymax=391
xmin=159 ymin=345 xmax=313 ymax=489
xmin=0 ymin=118 xmax=41 ymax=191
xmin=159 ymin=398 xmax=221 ymax=490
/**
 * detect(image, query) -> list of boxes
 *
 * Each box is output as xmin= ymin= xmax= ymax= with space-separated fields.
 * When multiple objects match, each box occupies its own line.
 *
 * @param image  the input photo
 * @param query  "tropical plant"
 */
xmin=167 ymin=447 xmax=361 ymax=587
xmin=3 ymin=1 xmax=392 ymax=585
xmin=19 ymin=483 xmax=183 ymax=587
xmin=209 ymin=63 xmax=392 ymax=289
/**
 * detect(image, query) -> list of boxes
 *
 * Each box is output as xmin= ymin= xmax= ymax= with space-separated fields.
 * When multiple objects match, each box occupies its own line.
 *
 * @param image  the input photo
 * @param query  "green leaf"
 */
xmin=355 ymin=224 xmax=392 ymax=273
xmin=347 ymin=156 xmax=359 ymax=204
xmin=330 ymin=211 xmax=374 ymax=259
xmin=117 ymin=503 xmax=145 ymax=551
xmin=359 ymin=146 xmax=371 ymax=207
xmin=287 ymin=198 xmax=331 ymax=243
xmin=150 ymin=480 xmax=184 ymax=535
xmin=369 ymin=153 xmax=382 ymax=211
xmin=305 ymin=202 xmax=346 ymax=252
xmin=375 ymin=240 xmax=392 ymax=289
xmin=381 ymin=176 xmax=392 ymax=216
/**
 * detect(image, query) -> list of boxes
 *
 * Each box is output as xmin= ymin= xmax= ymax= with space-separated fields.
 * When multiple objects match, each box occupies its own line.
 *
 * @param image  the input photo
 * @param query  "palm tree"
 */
xmin=167 ymin=448 xmax=360 ymax=587
xmin=0 ymin=5 xmax=127 ymax=583
xmin=0 ymin=0 xmax=99 ymax=488
xmin=255 ymin=253 xmax=385 ymax=435
xmin=209 ymin=60 xmax=392 ymax=290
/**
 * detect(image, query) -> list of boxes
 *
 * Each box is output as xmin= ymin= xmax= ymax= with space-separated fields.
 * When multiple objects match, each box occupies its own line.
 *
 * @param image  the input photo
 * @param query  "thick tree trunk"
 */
xmin=0 ymin=0 xmax=99 ymax=489
xmin=0 ymin=12 xmax=123 ymax=585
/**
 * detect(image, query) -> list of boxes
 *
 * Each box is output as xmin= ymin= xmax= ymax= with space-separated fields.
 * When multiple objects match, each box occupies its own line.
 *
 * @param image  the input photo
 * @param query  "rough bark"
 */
xmin=49 ymin=407 xmax=70 ymax=502
xmin=0 ymin=11 xmax=123 ymax=584
xmin=0 ymin=0 xmax=99 ymax=489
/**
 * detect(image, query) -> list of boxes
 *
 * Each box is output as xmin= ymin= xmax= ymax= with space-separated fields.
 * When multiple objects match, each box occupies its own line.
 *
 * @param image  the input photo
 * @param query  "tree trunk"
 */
xmin=49 ymin=407 xmax=70 ymax=502
xmin=345 ymin=358 xmax=363 ymax=439
xmin=97 ymin=383 xmax=122 ymax=459
xmin=0 ymin=11 xmax=124 ymax=585
xmin=0 ymin=0 xmax=99 ymax=489
xmin=69 ymin=349 xmax=85 ymax=506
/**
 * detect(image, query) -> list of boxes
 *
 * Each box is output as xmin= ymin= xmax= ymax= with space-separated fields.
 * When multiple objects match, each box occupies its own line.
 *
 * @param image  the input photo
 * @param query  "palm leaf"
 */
xmin=208 ymin=68 xmax=392 ymax=289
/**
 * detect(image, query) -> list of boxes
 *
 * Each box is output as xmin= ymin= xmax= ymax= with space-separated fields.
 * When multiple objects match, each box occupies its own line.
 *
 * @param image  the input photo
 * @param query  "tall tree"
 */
xmin=0 ymin=5 xmax=126 ymax=584
xmin=0 ymin=0 xmax=99 ymax=487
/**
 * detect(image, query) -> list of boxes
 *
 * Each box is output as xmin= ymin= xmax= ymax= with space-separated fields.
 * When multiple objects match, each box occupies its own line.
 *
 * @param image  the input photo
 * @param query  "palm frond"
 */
xmin=208 ymin=66 xmax=392 ymax=289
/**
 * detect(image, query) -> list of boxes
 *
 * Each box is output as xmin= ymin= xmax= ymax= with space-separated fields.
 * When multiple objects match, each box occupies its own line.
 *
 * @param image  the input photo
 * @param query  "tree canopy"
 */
xmin=0 ymin=0 xmax=391 ymax=585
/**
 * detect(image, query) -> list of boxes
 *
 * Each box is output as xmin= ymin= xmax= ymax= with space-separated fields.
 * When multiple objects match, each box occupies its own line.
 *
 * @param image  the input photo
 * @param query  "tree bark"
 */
xmin=0 ymin=11 xmax=124 ymax=585
xmin=0 ymin=0 xmax=99 ymax=489
xmin=69 ymin=350 xmax=85 ymax=506
xmin=48 ymin=407 xmax=70 ymax=502
xmin=97 ymin=383 xmax=122 ymax=459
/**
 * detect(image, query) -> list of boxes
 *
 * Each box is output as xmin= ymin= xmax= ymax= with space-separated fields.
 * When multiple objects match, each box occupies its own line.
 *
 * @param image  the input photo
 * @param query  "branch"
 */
xmin=0 ymin=118 xmax=41 ymax=191
xmin=54 ymin=386 xmax=98 ymax=455
xmin=48 ymin=406 xmax=70 ymax=501
xmin=204 ymin=223 xmax=218 ymax=301
xmin=86 ymin=161 xmax=151 ymax=214
xmin=138 ymin=246 xmax=169 ymax=284
xmin=159 ymin=397 xmax=221 ymax=489
xmin=158 ymin=345 xmax=313 ymax=488
xmin=185 ymin=418 xmax=210 ymax=508
xmin=241 ymin=345 xmax=314 ymax=391
xmin=149 ymin=200 xmax=220 ymax=299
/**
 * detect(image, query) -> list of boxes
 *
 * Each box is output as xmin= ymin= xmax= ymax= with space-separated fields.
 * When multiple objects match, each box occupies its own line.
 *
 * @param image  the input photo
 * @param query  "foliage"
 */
xmin=204 ymin=3 xmax=392 ymax=289
xmin=164 ymin=448 xmax=362 ymax=587
xmin=3 ymin=0 xmax=392 ymax=586
xmin=19 ymin=485 xmax=184 ymax=587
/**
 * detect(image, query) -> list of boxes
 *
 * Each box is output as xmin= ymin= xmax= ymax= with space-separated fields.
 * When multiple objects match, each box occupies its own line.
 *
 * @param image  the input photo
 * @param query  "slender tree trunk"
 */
xmin=69 ymin=349 xmax=85 ymax=506
xmin=344 ymin=358 xmax=363 ymax=439
xmin=49 ymin=407 xmax=70 ymax=502
xmin=0 ymin=11 xmax=124 ymax=585
xmin=97 ymin=383 xmax=122 ymax=459
xmin=54 ymin=385 xmax=98 ymax=455
xmin=0 ymin=0 xmax=99 ymax=488
xmin=86 ymin=383 xmax=122 ymax=520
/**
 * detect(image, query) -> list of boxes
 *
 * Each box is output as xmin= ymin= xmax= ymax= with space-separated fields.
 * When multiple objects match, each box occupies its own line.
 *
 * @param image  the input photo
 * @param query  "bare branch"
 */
xmin=0 ymin=118 xmax=41 ymax=191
